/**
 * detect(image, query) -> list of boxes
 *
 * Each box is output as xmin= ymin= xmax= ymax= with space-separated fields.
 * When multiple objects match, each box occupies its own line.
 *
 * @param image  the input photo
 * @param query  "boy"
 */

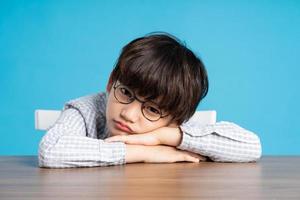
xmin=38 ymin=33 xmax=262 ymax=168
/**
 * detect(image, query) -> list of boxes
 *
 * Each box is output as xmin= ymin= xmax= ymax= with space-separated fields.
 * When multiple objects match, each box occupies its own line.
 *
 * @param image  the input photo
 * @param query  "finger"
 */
xmin=184 ymin=155 xmax=200 ymax=163
xmin=198 ymin=155 xmax=207 ymax=161
xmin=122 ymin=134 xmax=158 ymax=145
xmin=106 ymin=134 xmax=159 ymax=145
xmin=181 ymin=151 xmax=208 ymax=163
xmin=187 ymin=152 xmax=207 ymax=161
xmin=125 ymin=135 xmax=147 ymax=144
xmin=104 ymin=135 xmax=127 ymax=143
xmin=105 ymin=135 xmax=143 ymax=145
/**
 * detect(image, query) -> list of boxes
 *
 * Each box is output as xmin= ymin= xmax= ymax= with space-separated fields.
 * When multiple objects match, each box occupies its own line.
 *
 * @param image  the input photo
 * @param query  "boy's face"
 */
xmin=105 ymin=81 xmax=177 ymax=136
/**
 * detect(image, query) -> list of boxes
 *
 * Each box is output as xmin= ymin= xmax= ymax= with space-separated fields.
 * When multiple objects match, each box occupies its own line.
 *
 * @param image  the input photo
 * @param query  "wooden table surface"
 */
xmin=0 ymin=156 xmax=299 ymax=199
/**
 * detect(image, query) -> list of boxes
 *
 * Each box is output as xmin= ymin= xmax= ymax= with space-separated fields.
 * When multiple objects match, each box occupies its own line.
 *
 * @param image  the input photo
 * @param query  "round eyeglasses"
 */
xmin=113 ymin=82 xmax=169 ymax=122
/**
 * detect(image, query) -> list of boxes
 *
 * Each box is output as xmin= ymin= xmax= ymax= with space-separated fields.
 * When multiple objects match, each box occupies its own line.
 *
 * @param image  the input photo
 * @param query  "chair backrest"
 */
xmin=35 ymin=109 xmax=217 ymax=131
xmin=35 ymin=110 xmax=62 ymax=131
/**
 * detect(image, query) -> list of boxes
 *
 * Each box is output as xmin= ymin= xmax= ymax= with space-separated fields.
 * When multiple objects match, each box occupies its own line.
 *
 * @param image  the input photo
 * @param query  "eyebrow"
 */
xmin=133 ymin=89 xmax=161 ymax=105
xmin=118 ymin=81 xmax=161 ymax=105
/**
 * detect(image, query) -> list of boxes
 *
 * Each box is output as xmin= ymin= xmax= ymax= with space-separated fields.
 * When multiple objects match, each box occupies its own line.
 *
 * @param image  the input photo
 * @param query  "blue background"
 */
xmin=0 ymin=0 xmax=299 ymax=155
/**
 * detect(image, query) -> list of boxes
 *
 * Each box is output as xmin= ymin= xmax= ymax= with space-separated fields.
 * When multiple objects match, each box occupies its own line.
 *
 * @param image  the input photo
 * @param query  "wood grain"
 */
xmin=0 ymin=156 xmax=299 ymax=199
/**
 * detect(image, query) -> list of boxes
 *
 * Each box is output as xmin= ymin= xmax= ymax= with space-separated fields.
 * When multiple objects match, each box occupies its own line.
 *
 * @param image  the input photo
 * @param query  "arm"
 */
xmin=38 ymin=108 xmax=204 ymax=168
xmin=125 ymin=144 xmax=207 ymax=163
xmin=177 ymin=121 xmax=262 ymax=162
xmin=105 ymin=121 xmax=262 ymax=163
xmin=38 ymin=108 xmax=126 ymax=168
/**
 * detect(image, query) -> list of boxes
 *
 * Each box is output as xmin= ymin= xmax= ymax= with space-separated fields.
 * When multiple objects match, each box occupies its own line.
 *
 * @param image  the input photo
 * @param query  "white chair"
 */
xmin=35 ymin=109 xmax=217 ymax=131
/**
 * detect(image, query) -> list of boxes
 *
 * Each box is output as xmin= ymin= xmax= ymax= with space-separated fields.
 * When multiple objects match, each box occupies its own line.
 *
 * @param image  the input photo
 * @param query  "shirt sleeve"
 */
xmin=38 ymin=108 xmax=126 ymax=168
xmin=176 ymin=121 xmax=262 ymax=162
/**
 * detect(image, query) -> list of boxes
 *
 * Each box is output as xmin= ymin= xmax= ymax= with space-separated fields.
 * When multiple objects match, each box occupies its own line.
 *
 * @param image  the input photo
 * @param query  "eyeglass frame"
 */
xmin=112 ymin=81 xmax=170 ymax=122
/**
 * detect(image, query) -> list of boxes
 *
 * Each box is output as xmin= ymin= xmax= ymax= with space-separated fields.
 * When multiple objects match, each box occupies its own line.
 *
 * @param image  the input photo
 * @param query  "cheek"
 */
xmin=138 ymin=121 xmax=163 ymax=134
xmin=106 ymin=100 xmax=118 ymax=118
xmin=142 ymin=118 xmax=173 ymax=133
xmin=106 ymin=95 xmax=117 ymax=119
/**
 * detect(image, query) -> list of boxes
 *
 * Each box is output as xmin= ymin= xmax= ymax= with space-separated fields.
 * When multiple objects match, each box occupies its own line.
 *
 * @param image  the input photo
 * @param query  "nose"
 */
xmin=120 ymin=100 xmax=142 ymax=123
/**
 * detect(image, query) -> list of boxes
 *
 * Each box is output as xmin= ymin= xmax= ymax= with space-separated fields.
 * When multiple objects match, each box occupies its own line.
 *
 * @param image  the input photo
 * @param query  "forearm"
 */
xmin=177 ymin=121 xmax=262 ymax=162
xmin=158 ymin=127 xmax=183 ymax=147
xmin=125 ymin=143 xmax=205 ymax=164
xmin=125 ymin=144 xmax=146 ymax=163
xmin=39 ymin=134 xmax=126 ymax=168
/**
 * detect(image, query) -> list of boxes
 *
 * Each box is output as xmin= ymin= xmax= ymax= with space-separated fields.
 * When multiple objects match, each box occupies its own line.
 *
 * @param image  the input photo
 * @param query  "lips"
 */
xmin=114 ymin=120 xmax=133 ymax=133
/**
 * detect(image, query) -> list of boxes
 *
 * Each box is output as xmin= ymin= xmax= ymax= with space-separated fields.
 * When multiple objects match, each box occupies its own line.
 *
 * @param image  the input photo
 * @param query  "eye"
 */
xmin=145 ymin=105 xmax=160 ymax=115
xmin=120 ymin=87 xmax=133 ymax=98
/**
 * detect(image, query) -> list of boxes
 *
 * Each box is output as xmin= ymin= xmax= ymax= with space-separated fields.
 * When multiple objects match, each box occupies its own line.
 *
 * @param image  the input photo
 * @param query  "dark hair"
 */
xmin=107 ymin=32 xmax=209 ymax=125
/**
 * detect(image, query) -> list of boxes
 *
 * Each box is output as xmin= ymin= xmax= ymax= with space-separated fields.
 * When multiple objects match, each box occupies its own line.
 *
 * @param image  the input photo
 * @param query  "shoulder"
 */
xmin=66 ymin=92 xmax=107 ymax=105
xmin=63 ymin=92 xmax=107 ymax=111
xmin=62 ymin=92 xmax=108 ymax=138
xmin=62 ymin=91 xmax=108 ymax=124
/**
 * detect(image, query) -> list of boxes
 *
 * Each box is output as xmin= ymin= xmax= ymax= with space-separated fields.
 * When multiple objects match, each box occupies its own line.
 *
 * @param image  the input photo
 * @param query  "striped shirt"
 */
xmin=38 ymin=92 xmax=262 ymax=168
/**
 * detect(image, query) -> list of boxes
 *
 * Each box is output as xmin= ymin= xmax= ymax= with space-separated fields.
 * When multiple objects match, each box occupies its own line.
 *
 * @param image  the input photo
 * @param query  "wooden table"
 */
xmin=0 ymin=156 xmax=299 ymax=199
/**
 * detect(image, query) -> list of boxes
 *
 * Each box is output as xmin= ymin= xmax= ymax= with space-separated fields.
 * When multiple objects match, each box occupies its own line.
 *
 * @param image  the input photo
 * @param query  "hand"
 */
xmin=105 ymin=126 xmax=183 ymax=147
xmin=126 ymin=144 xmax=207 ymax=163
xmin=142 ymin=145 xmax=207 ymax=163
xmin=105 ymin=132 xmax=161 ymax=146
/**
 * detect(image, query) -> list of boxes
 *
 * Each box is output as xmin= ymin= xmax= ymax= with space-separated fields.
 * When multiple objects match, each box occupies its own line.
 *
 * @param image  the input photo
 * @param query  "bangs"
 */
xmin=116 ymin=47 xmax=184 ymax=113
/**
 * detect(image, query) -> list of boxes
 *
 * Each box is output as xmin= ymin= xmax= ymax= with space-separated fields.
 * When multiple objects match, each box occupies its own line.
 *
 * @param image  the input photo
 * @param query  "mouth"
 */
xmin=113 ymin=120 xmax=133 ymax=133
